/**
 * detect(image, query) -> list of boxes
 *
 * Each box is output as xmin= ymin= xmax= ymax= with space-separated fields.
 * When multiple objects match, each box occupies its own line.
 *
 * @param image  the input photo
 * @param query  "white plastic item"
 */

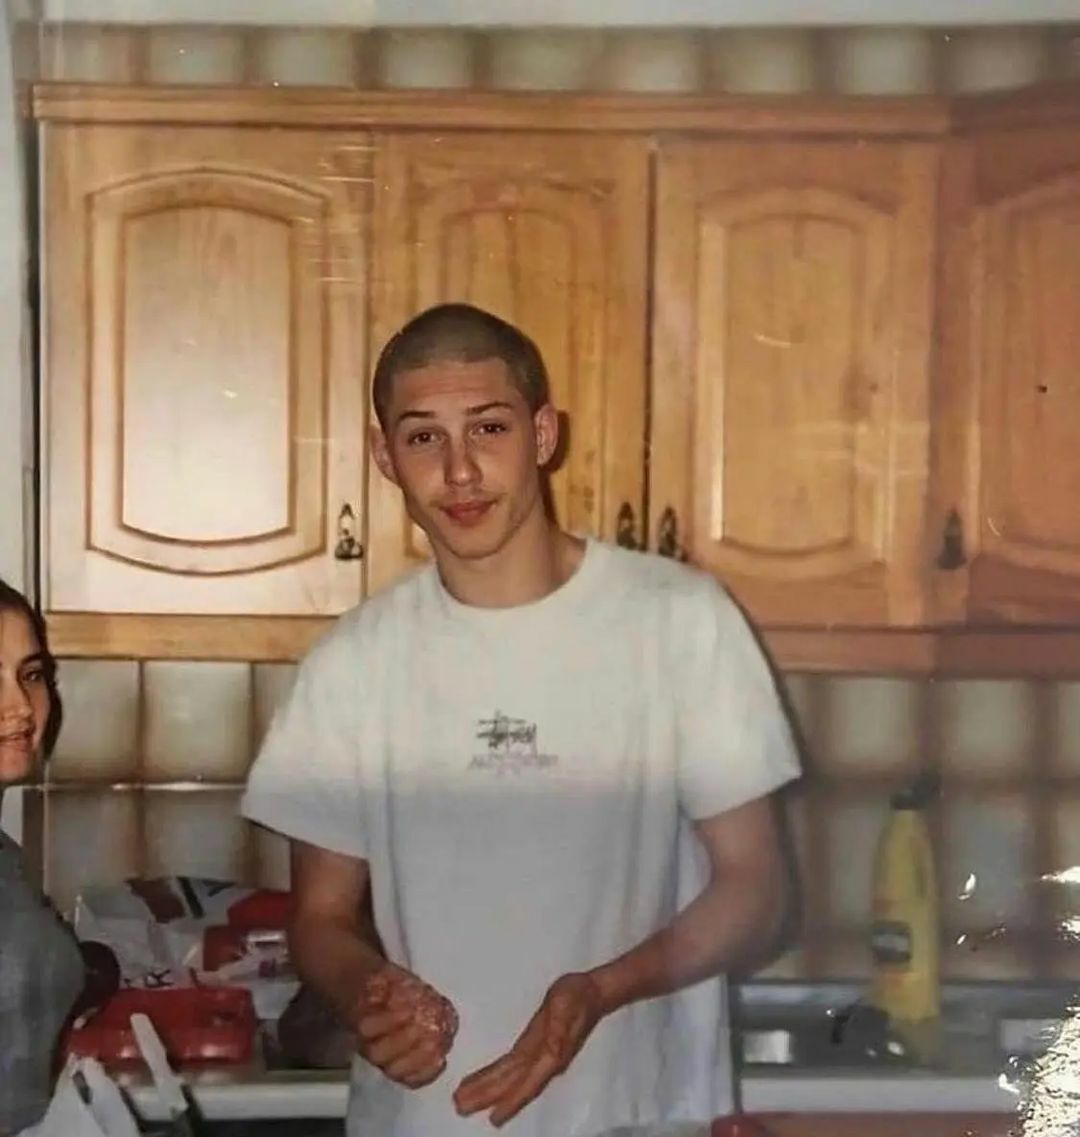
xmin=19 ymin=1055 xmax=141 ymax=1137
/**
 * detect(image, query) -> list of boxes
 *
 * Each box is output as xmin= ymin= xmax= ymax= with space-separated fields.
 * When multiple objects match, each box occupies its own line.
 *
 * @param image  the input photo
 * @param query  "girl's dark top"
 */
xmin=0 ymin=830 xmax=84 ymax=1134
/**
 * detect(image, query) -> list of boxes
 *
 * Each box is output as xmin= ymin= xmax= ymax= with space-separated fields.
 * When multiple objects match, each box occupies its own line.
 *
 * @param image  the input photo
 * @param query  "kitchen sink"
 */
xmin=732 ymin=979 xmax=1078 ymax=1072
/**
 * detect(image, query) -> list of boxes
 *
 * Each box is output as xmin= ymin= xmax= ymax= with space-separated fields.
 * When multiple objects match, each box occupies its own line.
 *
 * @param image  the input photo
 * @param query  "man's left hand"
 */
xmin=453 ymin=972 xmax=606 ymax=1127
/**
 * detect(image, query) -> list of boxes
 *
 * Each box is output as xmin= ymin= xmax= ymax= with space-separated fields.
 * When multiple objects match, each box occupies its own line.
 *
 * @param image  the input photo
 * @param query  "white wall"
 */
xmin=38 ymin=0 xmax=1080 ymax=25
xmin=1 ymin=1 xmax=30 ymax=842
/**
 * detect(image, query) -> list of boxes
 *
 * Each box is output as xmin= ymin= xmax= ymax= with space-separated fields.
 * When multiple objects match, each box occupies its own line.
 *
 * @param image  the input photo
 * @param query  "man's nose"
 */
xmin=444 ymin=438 xmax=481 ymax=487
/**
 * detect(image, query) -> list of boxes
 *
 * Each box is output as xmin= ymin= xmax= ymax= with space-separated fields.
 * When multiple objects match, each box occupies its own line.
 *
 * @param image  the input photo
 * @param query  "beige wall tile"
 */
xmin=488 ymin=30 xmax=603 ymax=91
xmin=1053 ymin=682 xmax=1080 ymax=774
xmin=821 ymin=677 xmax=921 ymax=776
xmin=830 ymin=27 xmax=935 ymax=94
xmin=943 ymin=935 xmax=1034 ymax=980
xmin=50 ymin=659 xmax=140 ymax=783
xmin=716 ymin=29 xmax=817 ymax=94
xmin=142 ymin=787 xmax=250 ymax=883
xmin=947 ymin=27 xmax=1050 ymax=93
xmin=253 ymin=27 xmax=356 ymax=86
xmin=252 ymin=662 xmax=297 ymax=750
xmin=779 ymin=673 xmax=817 ymax=743
xmin=145 ymin=26 xmax=246 ymax=84
xmin=39 ymin=22 xmax=140 ymax=81
xmin=602 ymin=30 xmax=704 ymax=92
xmin=815 ymin=935 xmax=871 ymax=979
xmin=45 ymin=788 xmax=140 ymax=914
xmin=824 ymin=797 xmax=888 ymax=924
xmin=377 ymin=29 xmax=475 ymax=89
xmin=934 ymin=679 xmax=1034 ymax=778
xmin=144 ymin=661 xmax=252 ymax=783
xmin=941 ymin=793 xmax=1035 ymax=929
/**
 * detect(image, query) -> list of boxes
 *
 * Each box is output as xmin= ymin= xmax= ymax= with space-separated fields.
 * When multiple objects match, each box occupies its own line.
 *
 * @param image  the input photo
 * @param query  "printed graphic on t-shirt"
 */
xmin=469 ymin=711 xmax=558 ymax=774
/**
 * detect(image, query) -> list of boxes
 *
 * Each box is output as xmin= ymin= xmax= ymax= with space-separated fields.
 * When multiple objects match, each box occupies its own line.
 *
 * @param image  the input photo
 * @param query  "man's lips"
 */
xmin=441 ymin=501 xmax=495 ymax=526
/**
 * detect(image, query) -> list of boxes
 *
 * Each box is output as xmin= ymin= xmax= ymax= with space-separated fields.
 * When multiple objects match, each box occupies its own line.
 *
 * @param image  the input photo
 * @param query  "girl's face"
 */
xmin=0 ymin=606 xmax=51 ymax=786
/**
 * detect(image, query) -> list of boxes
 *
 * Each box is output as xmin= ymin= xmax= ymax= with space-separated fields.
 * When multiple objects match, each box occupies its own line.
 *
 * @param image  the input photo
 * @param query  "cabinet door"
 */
xmin=936 ymin=125 xmax=1080 ymax=624
xmin=43 ymin=124 xmax=369 ymax=617
xmin=652 ymin=140 xmax=938 ymax=628
xmin=366 ymin=132 xmax=649 ymax=594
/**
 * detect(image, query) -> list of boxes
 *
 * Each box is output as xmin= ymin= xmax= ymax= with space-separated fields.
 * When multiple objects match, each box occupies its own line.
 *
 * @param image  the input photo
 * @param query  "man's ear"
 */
xmin=533 ymin=404 xmax=559 ymax=468
xmin=370 ymin=423 xmax=399 ymax=486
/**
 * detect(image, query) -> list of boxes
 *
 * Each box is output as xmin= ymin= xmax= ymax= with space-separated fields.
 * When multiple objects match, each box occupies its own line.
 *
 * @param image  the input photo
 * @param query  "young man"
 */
xmin=241 ymin=303 xmax=801 ymax=1137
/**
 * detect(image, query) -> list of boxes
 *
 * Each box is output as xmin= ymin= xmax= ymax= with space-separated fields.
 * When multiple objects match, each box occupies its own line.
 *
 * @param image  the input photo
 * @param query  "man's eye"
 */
xmin=406 ymin=431 xmax=435 ymax=447
xmin=475 ymin=421 xmax=508 ymax=436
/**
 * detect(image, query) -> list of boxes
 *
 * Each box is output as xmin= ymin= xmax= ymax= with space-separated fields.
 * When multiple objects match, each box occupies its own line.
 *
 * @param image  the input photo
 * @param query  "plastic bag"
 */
xmin=19 ymin=1055 xmax=141 ymax=1137
xmin=72 ymin=876 xmax=298 ymax=1020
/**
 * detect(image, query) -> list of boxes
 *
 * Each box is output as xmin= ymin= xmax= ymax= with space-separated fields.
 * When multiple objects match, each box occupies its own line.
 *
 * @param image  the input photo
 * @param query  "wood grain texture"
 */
xmin=936 ymin=121 xmax=1080 ymax=625
xmin=365 ymin=131 xmax=649 ymax=593
xmin=31 ymin=84 xmax=953 ymax=136
xmin=42 ymin=122 xmax=370 ymax=618
xmin=651 ymin=137 xmax=939 ymax=628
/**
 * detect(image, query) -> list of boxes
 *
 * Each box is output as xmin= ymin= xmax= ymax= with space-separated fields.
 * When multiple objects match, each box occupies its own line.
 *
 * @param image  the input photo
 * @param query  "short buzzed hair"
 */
xmin=371 ymin=303 xmax=550 ymax=429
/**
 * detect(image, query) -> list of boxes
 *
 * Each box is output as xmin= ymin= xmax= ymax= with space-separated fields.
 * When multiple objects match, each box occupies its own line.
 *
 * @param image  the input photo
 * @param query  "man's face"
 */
xmin=372 ymin=357 xmax=558 ymax=563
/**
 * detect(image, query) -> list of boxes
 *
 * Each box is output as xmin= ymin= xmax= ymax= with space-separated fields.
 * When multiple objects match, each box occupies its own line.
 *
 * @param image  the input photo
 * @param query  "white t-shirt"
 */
xmin=241 ymin=538 xmax=800 ymax=1137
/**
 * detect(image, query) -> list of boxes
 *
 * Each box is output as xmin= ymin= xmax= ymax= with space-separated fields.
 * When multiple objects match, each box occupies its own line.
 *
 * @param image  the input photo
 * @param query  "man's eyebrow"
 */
xmin=393 ymin=401 xmax=515 ymax=427
xmin=394 ymin=409 xmax=436 ymax=426
xmin=466 ymin=401 xmax=515 ymax=415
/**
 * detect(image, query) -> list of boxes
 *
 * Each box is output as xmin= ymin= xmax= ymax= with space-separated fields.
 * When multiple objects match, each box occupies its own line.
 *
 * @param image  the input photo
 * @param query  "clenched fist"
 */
xmin=355 ymin=964 xmax=459 ymax=1089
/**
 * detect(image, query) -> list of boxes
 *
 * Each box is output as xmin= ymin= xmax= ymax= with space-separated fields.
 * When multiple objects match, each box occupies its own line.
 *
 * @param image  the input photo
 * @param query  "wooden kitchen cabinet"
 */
xmin=935 ymin=116 xmax=1080 ymax=627
xmin=364 ymin=131 xmax=650 ymax=594
xmin=42 ymin=123 xmax=370 ymax=642
xmin=650 ymin=139 xmax=940 ymax=629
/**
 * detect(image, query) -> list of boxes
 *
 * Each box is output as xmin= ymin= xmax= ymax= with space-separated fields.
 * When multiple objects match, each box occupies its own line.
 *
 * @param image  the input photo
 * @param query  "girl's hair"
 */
xmin=0 ymin=578 xmax=62 ymax=756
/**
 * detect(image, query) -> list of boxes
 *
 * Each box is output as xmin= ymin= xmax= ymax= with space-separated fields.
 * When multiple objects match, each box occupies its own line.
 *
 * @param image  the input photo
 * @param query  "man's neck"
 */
xmin=435 ymin=514 xmax=585 ymax=610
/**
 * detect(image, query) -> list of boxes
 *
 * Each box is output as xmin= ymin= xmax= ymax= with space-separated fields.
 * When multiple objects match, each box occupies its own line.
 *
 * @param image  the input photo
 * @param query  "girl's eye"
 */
xmin=21 ymin=667 xmax=45 ymax=686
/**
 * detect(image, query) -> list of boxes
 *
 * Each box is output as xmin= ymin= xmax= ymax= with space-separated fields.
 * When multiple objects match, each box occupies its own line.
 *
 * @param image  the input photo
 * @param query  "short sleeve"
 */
xmin=240 ymin=623 xmax=368 ymax=860
xmin=675 ymin=578 xmax=802 ymax=821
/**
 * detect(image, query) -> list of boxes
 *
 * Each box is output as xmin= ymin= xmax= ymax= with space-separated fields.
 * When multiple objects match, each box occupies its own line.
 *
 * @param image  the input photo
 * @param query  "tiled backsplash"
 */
xmin=11 ymin=21 xmax=1080 ymax=95
xmin=30 ymin=659 xmax=1080 ymax=983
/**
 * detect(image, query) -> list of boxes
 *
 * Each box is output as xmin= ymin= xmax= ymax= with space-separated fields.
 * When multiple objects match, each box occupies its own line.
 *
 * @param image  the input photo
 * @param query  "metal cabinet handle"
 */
xmin=657 ymin=506 xmax=687 ymax=561
xmin=334 ymin=503 xmax=365 ymax=561
xmin=615 ymin=502 xmax=640 ymax=550
xmin=936 ymin=508 xmax=966 ymax=571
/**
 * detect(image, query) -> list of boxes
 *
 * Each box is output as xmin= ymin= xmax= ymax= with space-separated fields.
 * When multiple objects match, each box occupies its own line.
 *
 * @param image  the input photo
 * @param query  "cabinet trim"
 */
xmin=45 ymin=611 xmax=1080 ymax=676
xmin=46 ymin=612 xmax=329 ymax=662
xmin=31 ymin=84 xmax=952 ymax=136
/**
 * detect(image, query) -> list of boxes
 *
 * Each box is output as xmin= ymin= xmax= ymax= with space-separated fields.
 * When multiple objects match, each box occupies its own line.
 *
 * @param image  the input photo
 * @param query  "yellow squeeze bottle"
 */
xmin=869 ymin=773 xmax=940 ymax=1061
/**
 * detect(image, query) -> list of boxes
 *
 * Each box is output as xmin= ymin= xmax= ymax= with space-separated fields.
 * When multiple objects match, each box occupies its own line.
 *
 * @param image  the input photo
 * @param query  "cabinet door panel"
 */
xmin=652 ymin=140 xmax=938 ymax=627
xmin=44 ymin=124 xmax=369 ymax=615
xmin=367 ymin=133 xmax=648 ymax=593
xmin=936 ymin=125 xmax=1080 ymax=624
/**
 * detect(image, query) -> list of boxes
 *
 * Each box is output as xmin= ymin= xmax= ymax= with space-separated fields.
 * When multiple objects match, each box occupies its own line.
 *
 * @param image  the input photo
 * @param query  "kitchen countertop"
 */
xmin=118 ymin=1064 xmax=1026 ymax=1123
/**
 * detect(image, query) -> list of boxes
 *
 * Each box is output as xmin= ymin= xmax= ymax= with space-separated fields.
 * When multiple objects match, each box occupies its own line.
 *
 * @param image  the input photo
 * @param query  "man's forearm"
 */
xmin=288 ymin=913 xmax=386 ymax=1025
xmin=588 ymin=867 xmax=788 ymax=1016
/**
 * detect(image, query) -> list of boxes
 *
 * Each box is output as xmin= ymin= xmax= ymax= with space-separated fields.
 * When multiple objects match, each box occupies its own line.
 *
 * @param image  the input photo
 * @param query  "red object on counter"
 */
xmin=66 ymin=986 xmax=257 ymax=1065
xmin=226 ymin=889 xmax=290 ymax=930
xmin=712 ymin=1114 xmax=773 ymax=1137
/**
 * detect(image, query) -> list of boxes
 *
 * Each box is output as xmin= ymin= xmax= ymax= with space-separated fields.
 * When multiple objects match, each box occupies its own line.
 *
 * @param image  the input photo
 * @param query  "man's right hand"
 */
xmin=355 ymin=964 xmax=459 ymax=1089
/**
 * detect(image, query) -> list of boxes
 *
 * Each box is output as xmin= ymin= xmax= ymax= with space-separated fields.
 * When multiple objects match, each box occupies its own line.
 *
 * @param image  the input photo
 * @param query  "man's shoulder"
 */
xmin=304 ymin=564 xmax=433 ymax=664
xmin=599 ymin=541 xmax=734 ymax=613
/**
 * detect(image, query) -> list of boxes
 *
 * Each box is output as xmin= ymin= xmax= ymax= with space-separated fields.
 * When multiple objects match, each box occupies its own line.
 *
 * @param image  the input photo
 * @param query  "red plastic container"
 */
xmin=226 ymin=889 xmax=290 ymax=931
xmin=66 ymin=986 xmax=257 ymax=1065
